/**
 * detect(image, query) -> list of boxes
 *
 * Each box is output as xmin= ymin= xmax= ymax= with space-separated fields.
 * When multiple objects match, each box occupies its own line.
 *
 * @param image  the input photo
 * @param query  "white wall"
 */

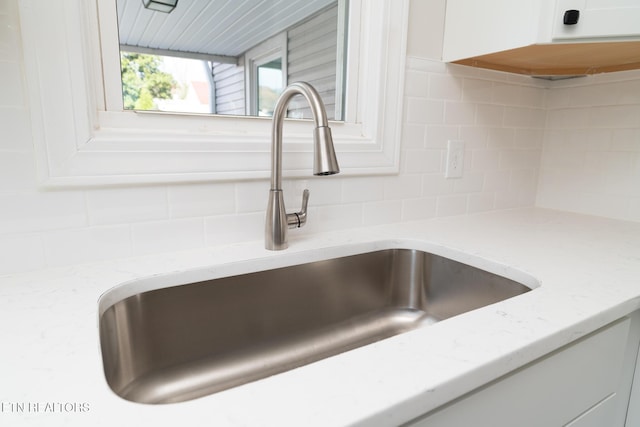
xmin=0 ymin=0 xmax=636 ymax=277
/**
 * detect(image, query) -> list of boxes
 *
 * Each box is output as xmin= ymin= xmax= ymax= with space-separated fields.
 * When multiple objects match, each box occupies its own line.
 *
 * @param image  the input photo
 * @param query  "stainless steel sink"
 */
xmin=99 ymin=248 xmax=531 ymax=404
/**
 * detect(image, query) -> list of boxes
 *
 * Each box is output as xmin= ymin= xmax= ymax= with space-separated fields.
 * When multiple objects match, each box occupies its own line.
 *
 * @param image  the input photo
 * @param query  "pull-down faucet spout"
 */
xmin=265 ymin=82 xmax=340 ymax=251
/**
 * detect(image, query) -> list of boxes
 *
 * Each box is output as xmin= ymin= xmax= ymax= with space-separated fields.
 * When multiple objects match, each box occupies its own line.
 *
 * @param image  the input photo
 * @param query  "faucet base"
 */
xmin=265 ymin=190 xmax=288 ymax=250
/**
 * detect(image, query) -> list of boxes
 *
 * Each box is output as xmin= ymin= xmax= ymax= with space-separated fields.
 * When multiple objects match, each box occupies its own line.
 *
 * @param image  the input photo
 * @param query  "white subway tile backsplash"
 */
xmin=294 ymin=178 xmax=342 ymax=206
xmin=476 ymin=104 xmax=504 ymax=127
xmin=363 ymin=200 xmax=402 ymax=226
xmin=495 ymin=190 xmax=526 ymax=210
xmin=571 ymin=83 xmax=621 ymax=107
xmin=468 ymin=193 xmax=495 ymax=213
xmin=617 ymin=80 xmax=640 ymax=105
xmin=402 ymin=124 xmax=427 ymax=149
xmin=402 ymin=149 xmax=442 ymax=174
xmin=545 ymin=108 xmax=590 ymax=129
xmin=540 ymin=147 xmax=585 ymax=170
xmin=305 ymin=203 xmax=363 ymax=234
xmin=459 ymin=127 xmax=487 ymax=149
xmin=471 ymin=149 xmax=501 ymax=172
xmin=86 ymin=187 xmax=168 ymax=225
xmin=383 ymin=175 xmax=422 ymax=201
xmin=42 ymin=225 xmax=132 ymax=268
xmin=509 ymin=169 xmax=538 ymax=195
xmin=0 ymin=234 xmax=44 ymax=275
xmin=539 ymin=71 xmax=640 ymax=221
xmin=483 ymin=170 xmax=511 ymax=192
xmin=404 ymin=70 xmax=429 ymax=97
xmin=514 ymin=129 xmax=544 ymax=149
xmin=429 ymin=74 xmax=462 ymax=101
xmin=406 ymin=98 xmax=444 ymax=124
xmin=425 ymin=125 xmax=459 ymax=149
xmin=503 ymin=107 xmax=546 ymax=128
xmin=0 ymin=192 xmax=87 ymax=234
xmin=584 ymin=151 xmax=634 ymax=173
xmin=168 ymin=183 xmax=235 ymax=218
xmin=576 ymin=193 xmax=630 ymax=220
xmin=518 ymin=86 xmax=546 ymax=109
xmin=499 ymin=149 xmax=541 ymax=171
xmin=452 ymin=173 xmax=484 ymax=193
xmin=422 ymin=174 xmax=454 ymax=196
xmin=588 ymin=105 xmax=640 ymax=128
xmin=462 ymin=79 xmax=495 ymax=103
xmin=235 ymin=181 xmax=269 ymax=213
xmin=444 ymin=101 xmax=476 ymax=125
xmin=133 ymin=218 xmax=204 ymax=256
xmin=436 ymin=195 xmax=467 ymax=217
xmin=205 ymin=212 xmax=263 ymax=246
xmin=402 ymin=197 xmax=437 ymax=221
xmin=545 ymin=87 xmax=573 ymax=109
xmin=492 ymin=83 xmax=522 ymax=106
xmin=487 ymin=128 xmax=515 ymax=148
xmin=0 ymin=151 xmax=36 ymax=192
xmin=341 ymin=177 xmax=385 ymax=203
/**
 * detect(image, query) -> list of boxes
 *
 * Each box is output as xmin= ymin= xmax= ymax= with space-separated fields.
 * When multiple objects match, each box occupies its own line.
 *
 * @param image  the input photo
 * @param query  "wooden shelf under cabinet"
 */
xmin=452 ymin=41 xmax=640 ymax=77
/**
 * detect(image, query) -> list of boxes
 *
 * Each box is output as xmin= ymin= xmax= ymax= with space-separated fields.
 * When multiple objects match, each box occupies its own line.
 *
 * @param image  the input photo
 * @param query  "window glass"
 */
xmin=256 ymin=59 xmax=284 ymax=117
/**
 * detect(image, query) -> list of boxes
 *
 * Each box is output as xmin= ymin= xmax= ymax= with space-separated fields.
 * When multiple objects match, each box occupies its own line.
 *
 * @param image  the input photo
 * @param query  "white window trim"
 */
xmin=17 ymin=0 xmax=409 ymax=188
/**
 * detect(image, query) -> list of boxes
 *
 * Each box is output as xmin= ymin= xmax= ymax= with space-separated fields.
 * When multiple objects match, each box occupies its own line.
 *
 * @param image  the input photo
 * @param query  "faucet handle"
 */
xmin=287 ymin=189 xmax=309 ymax=229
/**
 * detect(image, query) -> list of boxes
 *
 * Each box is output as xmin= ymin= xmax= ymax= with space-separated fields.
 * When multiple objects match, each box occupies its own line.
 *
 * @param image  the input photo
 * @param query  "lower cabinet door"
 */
xmin=406 ymin=315 xmax=638 ymax=427
xmin=565 ymin=394 xmax=617 ymax=427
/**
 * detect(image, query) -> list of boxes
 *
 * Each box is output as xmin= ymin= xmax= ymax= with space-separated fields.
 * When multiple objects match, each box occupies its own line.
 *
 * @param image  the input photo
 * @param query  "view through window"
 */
xmin=116 ymin=0 xmax=346 ymax=120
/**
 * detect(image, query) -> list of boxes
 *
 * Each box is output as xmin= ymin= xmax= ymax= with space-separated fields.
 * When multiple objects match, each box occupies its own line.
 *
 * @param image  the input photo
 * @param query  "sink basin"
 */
xmin=99 ymin=248 xmax=532 ymax=404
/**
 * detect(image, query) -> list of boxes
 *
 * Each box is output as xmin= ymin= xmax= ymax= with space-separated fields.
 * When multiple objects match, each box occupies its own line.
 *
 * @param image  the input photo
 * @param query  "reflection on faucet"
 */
xmin=265 ymin=82 xmax=340 ymax=250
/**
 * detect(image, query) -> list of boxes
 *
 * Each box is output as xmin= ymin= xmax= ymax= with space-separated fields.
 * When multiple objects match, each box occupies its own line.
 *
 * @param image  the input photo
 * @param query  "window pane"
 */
xmin=120 ymin=52 xmax=212 ymax=114
xmin=256 ymin=59 xmax=283 ymax=117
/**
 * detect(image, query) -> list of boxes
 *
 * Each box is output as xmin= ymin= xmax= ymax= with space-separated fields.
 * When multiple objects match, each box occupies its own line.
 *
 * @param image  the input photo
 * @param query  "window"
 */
xmin=18 ymin=0 xmax=408 ymax=186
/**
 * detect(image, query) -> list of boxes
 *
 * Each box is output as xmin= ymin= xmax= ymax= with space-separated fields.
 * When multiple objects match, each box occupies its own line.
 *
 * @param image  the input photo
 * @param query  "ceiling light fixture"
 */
xmin=142 ymin=0 xmax=178 ymax=13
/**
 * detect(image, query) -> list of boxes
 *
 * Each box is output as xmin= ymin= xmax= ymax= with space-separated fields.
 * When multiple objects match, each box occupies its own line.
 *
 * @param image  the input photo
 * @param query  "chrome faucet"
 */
xmin=265 ymin=82 xmax=340 ymax=250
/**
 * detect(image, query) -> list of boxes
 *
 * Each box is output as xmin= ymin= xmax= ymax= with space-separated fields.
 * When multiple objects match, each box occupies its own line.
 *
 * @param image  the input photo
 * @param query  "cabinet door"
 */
xmin=442 ymin=0 xmax=543 ymax=61
xmin=553 ymin=0 xmax=640 ymax=40
xmin=565 ymin=394 xmax=618 ymax=427
xmin=406 ymin=316 xmax=636 ymax=427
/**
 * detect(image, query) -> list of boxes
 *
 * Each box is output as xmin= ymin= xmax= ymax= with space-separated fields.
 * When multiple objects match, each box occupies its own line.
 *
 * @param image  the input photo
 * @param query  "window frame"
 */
xmin=18 ymin=0 xmax=409 ymax=188
xmin=244 ymin=32 xmax=288 ymax=116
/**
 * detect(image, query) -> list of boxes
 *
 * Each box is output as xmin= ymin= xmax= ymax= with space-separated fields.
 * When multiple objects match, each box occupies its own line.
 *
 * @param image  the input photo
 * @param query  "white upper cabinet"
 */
xmin=442 ymin=0 xmax=552 ymax=63
xmin=443 ymin=0 xmax=640 ymax=76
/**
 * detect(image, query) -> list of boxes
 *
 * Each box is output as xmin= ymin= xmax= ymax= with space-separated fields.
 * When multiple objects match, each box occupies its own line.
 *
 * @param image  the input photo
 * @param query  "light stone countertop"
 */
xmin=2 ymin=208 xmax=640 ymax=426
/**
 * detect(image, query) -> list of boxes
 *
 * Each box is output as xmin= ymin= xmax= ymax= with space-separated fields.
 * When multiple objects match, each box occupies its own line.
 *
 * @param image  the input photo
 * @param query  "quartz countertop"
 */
xmin=2 ymin=208 xmax=640 ymax=426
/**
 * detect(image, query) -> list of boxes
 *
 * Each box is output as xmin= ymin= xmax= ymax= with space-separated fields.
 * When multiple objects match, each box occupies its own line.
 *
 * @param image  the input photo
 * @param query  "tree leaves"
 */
xmin=120 ymin=52 xmax=176 ymax=110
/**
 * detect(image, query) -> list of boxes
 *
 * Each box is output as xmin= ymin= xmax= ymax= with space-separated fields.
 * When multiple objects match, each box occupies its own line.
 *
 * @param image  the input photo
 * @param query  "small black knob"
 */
xmin=563 ymin=9 xmax=580 ymax=25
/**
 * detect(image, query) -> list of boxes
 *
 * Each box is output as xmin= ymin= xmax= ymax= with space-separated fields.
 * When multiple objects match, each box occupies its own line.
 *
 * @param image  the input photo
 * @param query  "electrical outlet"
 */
xmin=445 ymin=140 xmax=464 ymax=179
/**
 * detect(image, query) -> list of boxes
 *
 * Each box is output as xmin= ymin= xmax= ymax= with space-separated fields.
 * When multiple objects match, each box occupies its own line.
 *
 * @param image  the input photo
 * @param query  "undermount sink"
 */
xmin=99 ymin=248 xmax=533 ymax=404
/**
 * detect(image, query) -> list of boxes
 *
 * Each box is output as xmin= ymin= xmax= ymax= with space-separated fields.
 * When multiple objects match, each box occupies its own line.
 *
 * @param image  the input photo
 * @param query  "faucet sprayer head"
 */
xmin=313 ymin=126 xmax=340 ymax=176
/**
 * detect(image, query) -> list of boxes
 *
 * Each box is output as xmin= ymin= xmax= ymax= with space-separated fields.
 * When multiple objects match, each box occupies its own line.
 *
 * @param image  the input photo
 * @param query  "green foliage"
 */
xmin=120 ymin=52 xmax=175 ymax=110
xmin=134 ymin=87 xmax=155 ymax=110
xmin=258 ymin=86 xmax=280 ymax=116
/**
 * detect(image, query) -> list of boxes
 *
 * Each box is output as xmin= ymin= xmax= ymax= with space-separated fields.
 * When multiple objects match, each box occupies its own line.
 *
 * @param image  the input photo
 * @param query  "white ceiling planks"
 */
xmin=116 ymin=0 xmax=336 ymax=58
